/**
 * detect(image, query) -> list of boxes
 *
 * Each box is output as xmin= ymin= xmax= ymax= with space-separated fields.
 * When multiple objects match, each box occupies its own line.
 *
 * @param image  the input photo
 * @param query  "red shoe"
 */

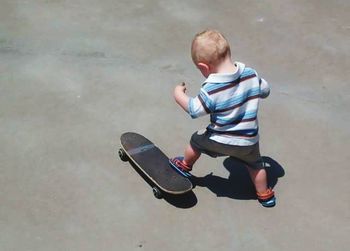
xmin=169 ymin=157 xmax=192 ymax=178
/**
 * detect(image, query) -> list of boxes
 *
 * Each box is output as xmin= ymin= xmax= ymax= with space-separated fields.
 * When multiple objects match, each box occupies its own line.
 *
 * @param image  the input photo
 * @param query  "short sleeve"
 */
xmin=188 ymin=89 xmax=213 ymax=119
xmin=259 ymin=77 xmax=270 ymax=99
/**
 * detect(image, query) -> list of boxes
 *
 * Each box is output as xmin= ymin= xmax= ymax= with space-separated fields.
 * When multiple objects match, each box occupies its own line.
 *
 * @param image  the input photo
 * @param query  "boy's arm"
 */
xmin=174 ymin=82 xmax=212 ymax=118
xmin=174 ymin=82 xmax=190 ymax=112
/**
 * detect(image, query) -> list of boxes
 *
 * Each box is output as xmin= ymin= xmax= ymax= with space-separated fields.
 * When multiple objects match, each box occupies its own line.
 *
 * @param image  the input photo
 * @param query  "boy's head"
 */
xmin=191 ymin=29 xmax=231 ymax=77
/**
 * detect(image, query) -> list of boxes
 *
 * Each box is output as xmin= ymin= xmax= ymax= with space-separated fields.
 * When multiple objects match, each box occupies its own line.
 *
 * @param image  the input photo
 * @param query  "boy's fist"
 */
xmin=174 ymin=82 xmax=187 ymax=93
xmin=173 ymin=82 xmax=190 ymax=112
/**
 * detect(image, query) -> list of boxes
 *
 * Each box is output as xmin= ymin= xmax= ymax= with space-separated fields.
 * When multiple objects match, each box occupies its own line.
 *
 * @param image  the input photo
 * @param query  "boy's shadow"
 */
xmin=192 ymin=156 xmax=285 ymax=200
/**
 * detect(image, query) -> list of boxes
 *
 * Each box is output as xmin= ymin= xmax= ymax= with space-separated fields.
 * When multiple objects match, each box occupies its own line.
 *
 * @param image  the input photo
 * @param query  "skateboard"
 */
xmin=118 ymin=132 xmax=193 ymax=199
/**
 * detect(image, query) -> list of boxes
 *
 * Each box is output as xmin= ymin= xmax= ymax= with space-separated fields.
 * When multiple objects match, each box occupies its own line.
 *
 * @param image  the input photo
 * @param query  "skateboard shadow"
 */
xmin=127 ymin=160 xmax=198 ymax=208
xmin=164 ymin=192 xmax=198 ymax=209
xmin=192 ymin=156 xmax=285 ymax=200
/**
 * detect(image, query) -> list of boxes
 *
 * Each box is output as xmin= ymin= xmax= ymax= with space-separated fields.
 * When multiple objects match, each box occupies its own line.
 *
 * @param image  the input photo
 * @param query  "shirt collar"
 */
xmin=203 ymin=62 xmax=245 ymax=84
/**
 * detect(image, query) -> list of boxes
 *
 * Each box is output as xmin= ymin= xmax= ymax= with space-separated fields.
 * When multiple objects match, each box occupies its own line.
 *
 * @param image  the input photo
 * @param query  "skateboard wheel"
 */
xmin=152 ymin=187 xmax=163 ymax=199
xmin=118 ymin=148 xmax=129 ymax=162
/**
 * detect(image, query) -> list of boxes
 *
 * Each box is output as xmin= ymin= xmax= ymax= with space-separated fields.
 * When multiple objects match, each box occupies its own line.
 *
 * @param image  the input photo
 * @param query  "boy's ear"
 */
xmin=197 ymin=62 xmax=211 ymax=78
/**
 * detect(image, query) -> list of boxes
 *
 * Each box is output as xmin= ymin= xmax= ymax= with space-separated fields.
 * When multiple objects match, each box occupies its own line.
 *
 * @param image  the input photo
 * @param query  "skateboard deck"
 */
xmin=118 ymin=132 xmax=193 ymax=199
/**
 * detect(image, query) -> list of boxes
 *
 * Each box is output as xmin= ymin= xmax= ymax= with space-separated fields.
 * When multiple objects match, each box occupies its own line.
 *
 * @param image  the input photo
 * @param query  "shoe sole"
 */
xmin=261 ymin=197 xmax=276 ymax=207
xmin=169 ymin=160 xmax=192 ymax=178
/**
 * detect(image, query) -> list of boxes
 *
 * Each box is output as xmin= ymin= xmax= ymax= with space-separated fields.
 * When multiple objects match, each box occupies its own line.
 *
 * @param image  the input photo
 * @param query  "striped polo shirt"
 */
xmin=188 ymin=62 xmax=270 ymax=146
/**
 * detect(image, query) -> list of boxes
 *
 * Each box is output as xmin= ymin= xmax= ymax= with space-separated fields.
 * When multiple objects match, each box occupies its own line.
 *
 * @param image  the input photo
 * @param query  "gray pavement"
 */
xmin=1 ymin=0 xmax=349 ymax=250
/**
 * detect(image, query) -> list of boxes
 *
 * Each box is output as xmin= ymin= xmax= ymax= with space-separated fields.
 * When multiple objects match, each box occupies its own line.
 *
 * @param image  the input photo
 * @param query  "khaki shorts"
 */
xmin=190 ymin=130 xmax=264 ymax=170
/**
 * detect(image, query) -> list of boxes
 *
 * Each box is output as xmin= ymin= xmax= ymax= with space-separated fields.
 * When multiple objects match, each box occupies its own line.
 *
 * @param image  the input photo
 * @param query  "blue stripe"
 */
xmin=215 ymin=87 xmax=260 ymax=110
xmin=204 ymin=71 xmax=257 ymax=96
xmin=241 ymin=68 xmax=255 ymax=78
xmin=199 ymin=92 xmax=213 ymax=111
xmin=188 ymin=98 xmax=197 ymax=118
xmin=212 ymin=110 xmax=256 ymax=123
xmin=203 ymin=82 xmax=231 ymax=93
xmin=213 ymin=110 xmax=257 ymax=125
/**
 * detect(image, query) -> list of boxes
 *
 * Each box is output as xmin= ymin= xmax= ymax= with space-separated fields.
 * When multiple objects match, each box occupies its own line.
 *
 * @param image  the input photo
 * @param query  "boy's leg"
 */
xmin=184 ymin=144 xmax=201 ymax=166
xmin=169 ymin=131 xmax=205 ymax=177
xmin=169 ymin=144 xmax=200 ymax=176
xmin=246 ymin=165 xmax=268 ymax=194
xmin=246 ymin=165 xmax=276 ymax=207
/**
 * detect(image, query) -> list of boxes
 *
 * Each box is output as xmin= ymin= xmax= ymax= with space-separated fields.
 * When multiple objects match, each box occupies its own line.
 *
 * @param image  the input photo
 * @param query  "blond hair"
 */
xmin=191 ymin=29 xmax=231 ymax=66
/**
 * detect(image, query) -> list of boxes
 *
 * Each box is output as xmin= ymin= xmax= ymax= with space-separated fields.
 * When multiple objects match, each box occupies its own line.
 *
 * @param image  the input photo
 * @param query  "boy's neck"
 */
xmin=213 ymin=57 xmax=237 ymax=74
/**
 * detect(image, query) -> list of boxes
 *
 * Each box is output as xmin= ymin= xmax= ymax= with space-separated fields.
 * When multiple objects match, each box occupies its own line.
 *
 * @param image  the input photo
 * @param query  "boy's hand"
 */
xmin=174 ymin=82 xmax=190 ymax=113
xmin=174 ymin=82 xmax=187 ymax=94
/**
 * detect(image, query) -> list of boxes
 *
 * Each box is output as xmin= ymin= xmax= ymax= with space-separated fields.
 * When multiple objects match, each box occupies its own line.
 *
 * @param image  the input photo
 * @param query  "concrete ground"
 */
xmin=1 ymin=0 xmax=349 ymax=250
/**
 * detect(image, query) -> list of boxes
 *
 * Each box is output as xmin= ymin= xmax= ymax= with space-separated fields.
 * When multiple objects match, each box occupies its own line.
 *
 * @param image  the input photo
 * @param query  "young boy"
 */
xmin=169 ymin=30 xmax=276 ymax=207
